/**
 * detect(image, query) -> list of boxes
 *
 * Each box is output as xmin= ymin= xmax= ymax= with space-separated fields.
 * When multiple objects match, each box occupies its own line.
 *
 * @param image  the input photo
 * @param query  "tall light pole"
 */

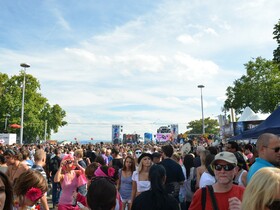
xmin=20 ymin=63 xmax=30 ymax=145
xmin=197 ymin=85 xmax=205 ymax=134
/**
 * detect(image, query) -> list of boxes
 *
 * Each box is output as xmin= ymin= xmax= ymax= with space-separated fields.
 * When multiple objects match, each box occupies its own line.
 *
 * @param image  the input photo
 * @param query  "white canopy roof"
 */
xmin=238 ymin=107 xmax=265 ymax=122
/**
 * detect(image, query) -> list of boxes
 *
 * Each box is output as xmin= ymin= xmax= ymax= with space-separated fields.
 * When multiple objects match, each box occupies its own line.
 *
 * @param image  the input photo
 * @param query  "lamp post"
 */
xmin=20 ymin=63 xmax=30 ymax=145
xmin=197 ymin=85 xmax=205 ymax=134
xmin=4 ymin=113 xmax=10 ymax=131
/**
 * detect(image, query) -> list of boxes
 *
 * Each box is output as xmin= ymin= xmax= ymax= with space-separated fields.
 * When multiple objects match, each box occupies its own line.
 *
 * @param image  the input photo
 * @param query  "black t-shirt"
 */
xmin=160 ymin=158 xmax=185 ymax=183
xmin=112 ymin=158 xmax=123 ymax=170
xmin=131 ymin=190 xmax=179 ymax=210
xmin=49 ymin=155 xmax=61 ymax=176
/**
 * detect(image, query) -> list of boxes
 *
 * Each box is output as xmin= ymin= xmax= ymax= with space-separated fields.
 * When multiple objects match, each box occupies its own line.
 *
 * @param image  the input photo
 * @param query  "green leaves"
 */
xmin=223 ymin=57 xmax=280 ymax=114
xmin=0 ymin=72 xmax=67 ymax=143
xmin=187 ymin=117 xmax=219 ymax=135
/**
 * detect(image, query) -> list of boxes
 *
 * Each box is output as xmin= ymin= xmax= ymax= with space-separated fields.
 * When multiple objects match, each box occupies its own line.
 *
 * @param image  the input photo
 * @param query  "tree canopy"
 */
xmin=0 ymin=72 xmax=67 ymax=143
xmin=223 ymin=57 xmax=280 ymax=114
xmin=187 ymin=117 xmax=219 ymax=135
xmin=273 ymin=19 xmax=280 ymax=69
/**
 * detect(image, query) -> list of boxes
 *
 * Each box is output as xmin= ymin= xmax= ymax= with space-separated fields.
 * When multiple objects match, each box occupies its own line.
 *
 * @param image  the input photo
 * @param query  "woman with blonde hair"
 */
xmin=13 ymin=169 xmax=48 ymax=209
xmin=241 ymin=167 xmax=280 ymax=210
xmin=131 ymin=153 xmax=152 ymax=204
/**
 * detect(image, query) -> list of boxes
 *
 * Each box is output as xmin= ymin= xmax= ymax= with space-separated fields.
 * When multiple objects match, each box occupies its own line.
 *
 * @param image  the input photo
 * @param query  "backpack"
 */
xmin=190 ymin=167 xmax=197 ymax=192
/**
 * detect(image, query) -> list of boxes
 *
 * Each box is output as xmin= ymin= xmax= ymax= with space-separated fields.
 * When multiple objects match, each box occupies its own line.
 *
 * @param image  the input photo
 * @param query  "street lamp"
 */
xmin=20 ymin=63 xmax=30 ymax=145
xmin=197 ymin=85 xmax=205 ymax=134
xmin=4 ymin=113 xmax=10 ymax=131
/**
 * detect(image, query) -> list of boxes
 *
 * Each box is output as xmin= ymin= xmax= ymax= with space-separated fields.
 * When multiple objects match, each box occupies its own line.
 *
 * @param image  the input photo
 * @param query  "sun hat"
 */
xmin=212 ymin=151 xmax=237 ymax=165
xmin=137 ymin=153 xmax=152 ymax=164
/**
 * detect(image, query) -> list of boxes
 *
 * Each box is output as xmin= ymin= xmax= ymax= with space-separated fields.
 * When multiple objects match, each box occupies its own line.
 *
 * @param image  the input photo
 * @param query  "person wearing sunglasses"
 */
xmin=247 ymin=133 xmax=280 ymax=184
xmin=242 ymin=167 xmax=280 ymax=210
xmin=54 ymin=154 xmax=85 ymax=210
xmin=189 ymin=151 xmax=244 ymax=210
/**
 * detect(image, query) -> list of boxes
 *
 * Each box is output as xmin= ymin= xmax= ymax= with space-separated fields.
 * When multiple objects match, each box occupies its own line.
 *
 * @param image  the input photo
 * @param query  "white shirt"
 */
xmin=132 ymin=171 xmax=150 ymax=193
xmin=199 ymin=171 xmax=216 ymax=188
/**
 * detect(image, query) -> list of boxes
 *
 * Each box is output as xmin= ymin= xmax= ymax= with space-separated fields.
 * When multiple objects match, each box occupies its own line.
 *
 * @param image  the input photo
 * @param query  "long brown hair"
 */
xmin=122 ymin=156 xmax=135 ymax=172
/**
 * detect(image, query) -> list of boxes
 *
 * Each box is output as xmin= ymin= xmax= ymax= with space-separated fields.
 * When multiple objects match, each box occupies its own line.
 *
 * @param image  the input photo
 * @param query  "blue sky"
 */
xmin=0 ymin=0 xmax=279 ymax=141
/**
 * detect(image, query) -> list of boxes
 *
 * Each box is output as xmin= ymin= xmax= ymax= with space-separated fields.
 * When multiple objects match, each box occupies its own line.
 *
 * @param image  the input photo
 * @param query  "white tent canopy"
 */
xmin=238 ymin=107 xmax=268 ymax=122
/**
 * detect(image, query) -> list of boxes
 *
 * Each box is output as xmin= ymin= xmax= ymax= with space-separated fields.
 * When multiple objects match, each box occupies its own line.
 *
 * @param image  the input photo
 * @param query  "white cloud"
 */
xmin=1 ymin=0 xmax=279 ymax=140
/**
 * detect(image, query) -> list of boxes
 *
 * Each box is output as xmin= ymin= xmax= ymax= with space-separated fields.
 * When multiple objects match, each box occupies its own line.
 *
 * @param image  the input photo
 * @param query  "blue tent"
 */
xmin=230 ymin=106 xmax=280 ymax=140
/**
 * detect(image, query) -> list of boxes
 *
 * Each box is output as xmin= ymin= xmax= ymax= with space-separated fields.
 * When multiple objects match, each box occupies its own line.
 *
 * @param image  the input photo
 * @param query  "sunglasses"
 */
xmin=267 ymin=200 xmax=280 ymax=210
xmin=135 ymin=151 xmax=142 ymax=154
xmin=66 ymin=160 xmax=73 ymax=164
xmin=214 ymin=164 xmax=235 ymax=171
xmin=264 ymin=146 xmax=280 ymax=153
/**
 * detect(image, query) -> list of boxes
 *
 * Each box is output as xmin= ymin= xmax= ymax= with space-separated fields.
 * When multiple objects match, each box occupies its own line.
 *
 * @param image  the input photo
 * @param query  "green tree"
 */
xmin=187 ymin=117 xmax=219 ymax=135
xmin=0 ymin=72 xmax=67 ymax=143
xmin=223 ymin=57 xmax=280 ymax=114
xmin=273 ymin=19 xmax=280 ymax=69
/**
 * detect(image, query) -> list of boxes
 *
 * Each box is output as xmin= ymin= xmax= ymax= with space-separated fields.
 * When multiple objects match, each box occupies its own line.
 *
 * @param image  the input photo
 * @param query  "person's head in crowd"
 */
xmin=195 ymin=145 xmax=205 ymax=156
xmin=256 ymin=133 xmax=280 ymax=166
xmin=234 ymin=151 xmax=248 ymax=171
xmin=106 ymin=149 xmax=112 ymax=157
xmin=101 ymin=147 xmax=107 ymax=155
xmin=54 ymin=148 xmax=61 ymax=157
xmin=95 ymin=155 xmax=106 ymax=166
xmin=127 ymin=150 xmax=133 ymax=157
xmin=85 ymin=162 xmax=99 ymax=179
xmin=74 ymin=148 xmax=83 ymax=160
xmin=134 ymin=148 xmax=142 ymax=159
xmin=242 ymin=167 xmax=280 ymax=210
xmin=87 ymin=177 xmax=116 ymax=210
xmin=152 ymin=152 xmax=161 ymax=164
xmin=61 ymin=154 xmax=75 ymax=171
xmin=149 ymin=164 xmax=166 ymax=186
xmin=244 ymin=144 xmax=253 ymax=155
xmin=212 ymin=151 xmax=238 ymax=184
xmin=0 ymin=155 xmax=6 ymax=165
xmin=171 ymin=152 xmax=181 ymax=164
xmin=123 ymin=156 xmax=135 ymax=173
xmin=34 ymin=149 xmax=46 ymax=165
xmin=94 ymin=165 xmax=119 ymax=183
xmin=111 ymin=147 xmax=120 ymax=158
xmin=0 ymin=146 xmax=5 ymax=155
xmin=161 ymin=144 xmax=174 ymax=158
xmin=208 ymin=146 xmax=218 ymax=155
xmin=200 ymin=150 xmax=210 ymax=166
xmin=226 ymin=141 xmax=239 ymax=153
xmin=183 ymin=154 xmax=195 ymax=178
xmin=14 ymin=170 xmax=48 ymax=207
xmin=0 ymin=171 xmax=13 ymax=210
xmin=137 ymin=153 xmax=152 ymax=173
xmin=3 ymin=148 xmax=22 ymax=166
xmin=205 ymin=154 xmax=216 ymax=176
xmin=122 ymin=152 xmax=127 ymax=160
xmin=21 ymin=149 xmax=30 ymax=161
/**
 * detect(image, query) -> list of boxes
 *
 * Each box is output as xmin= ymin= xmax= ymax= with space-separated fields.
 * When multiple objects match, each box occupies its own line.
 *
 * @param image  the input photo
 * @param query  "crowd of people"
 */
xmin=0 ymin=132 xmax=279 ymax=210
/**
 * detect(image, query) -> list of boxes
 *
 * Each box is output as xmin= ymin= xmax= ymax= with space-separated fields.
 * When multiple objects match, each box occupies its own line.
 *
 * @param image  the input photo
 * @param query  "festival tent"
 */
xmin=238 ymin=106 xmax=262 ymax=122
xmin=230 ymin=106 xmax=280 ymax=140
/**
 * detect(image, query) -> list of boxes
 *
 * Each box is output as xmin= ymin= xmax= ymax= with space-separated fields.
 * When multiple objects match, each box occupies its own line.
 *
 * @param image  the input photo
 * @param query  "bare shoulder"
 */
xmin=20 ymin=162 xmax=29 ymax=170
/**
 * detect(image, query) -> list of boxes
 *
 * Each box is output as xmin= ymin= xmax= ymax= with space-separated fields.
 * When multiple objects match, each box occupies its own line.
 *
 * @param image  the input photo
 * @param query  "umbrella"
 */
xmin=10 ymin=124 xmax=21 ymax=129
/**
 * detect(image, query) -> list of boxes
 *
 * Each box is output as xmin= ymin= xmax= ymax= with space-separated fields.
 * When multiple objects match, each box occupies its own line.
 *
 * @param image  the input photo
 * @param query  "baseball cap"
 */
xmin=212 ymin=151 xmax=237 ymax=165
